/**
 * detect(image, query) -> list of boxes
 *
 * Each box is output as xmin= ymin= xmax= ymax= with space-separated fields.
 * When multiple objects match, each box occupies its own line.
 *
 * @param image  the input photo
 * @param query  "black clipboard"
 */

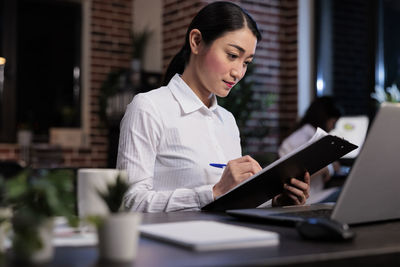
xmin=202 ymin=135 xmax=358 ymax=212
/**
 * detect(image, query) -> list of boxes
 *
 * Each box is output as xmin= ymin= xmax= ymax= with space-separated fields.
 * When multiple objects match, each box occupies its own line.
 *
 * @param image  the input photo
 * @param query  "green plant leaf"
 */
xmin=84 ymin=215 xmax=104 ymax=228
xmin=98 ymin=174 xmax=129 ymax=213
xmin=131 ymin=28 xmax=152 ymax=60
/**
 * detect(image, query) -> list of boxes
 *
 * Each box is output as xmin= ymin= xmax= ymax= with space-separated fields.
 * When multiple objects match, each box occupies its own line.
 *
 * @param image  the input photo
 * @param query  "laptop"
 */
xmin=227 ymin=103 xmax=400 ymax=225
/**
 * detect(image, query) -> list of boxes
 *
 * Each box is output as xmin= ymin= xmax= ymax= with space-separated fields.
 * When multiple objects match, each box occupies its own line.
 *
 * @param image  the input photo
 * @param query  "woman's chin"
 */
xmin=216 ymin=90 xmax=231 ymax=98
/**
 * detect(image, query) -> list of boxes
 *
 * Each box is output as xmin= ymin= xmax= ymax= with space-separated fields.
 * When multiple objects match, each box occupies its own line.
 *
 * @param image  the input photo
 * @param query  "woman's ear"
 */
xmin=188 ymin=29 xmax=203 ymax=55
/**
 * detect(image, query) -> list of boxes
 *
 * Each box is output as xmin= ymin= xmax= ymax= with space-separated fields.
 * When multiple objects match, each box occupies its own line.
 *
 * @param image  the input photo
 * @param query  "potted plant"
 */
xmin=98 ymin=29 xmax=152 ymax=126
xmin=3 ymin=169 xmax=77 ymax=264
xmin=130 ymin=28 xmax=152 ymax=87
xmin=92 ymin=173 xmax=142 ymax=262
xmin=131 ymin=28 xmax=152 ymax=64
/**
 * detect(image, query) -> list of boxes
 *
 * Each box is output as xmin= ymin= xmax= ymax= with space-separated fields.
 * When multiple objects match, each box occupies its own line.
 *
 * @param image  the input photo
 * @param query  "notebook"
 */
xmin=139 ymin=220 xmax=279 ymax=251
xmin=227 ymin=103 xmax=400 ymax=225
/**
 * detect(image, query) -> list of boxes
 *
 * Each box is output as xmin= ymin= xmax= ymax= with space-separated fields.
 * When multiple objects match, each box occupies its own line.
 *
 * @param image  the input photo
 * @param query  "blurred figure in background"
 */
xmin=279 ymin=96 xmax=343 ymax=203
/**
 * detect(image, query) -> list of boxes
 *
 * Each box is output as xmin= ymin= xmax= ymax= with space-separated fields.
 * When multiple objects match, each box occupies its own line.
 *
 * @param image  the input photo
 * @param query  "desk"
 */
xmin=6 ymin=211 xmax=400 ymax=266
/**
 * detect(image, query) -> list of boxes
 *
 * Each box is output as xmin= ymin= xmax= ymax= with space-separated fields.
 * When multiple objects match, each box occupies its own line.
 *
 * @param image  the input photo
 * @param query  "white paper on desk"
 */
xmin=2 ymin=218 xmax=98 ymax=249
xmin=53 ymin=231 xmax=97 ymax=247
xmin=52 ymin=217 xmax=98 ymax=247
xmin=140 ymin=220 xmax=279 ymax=251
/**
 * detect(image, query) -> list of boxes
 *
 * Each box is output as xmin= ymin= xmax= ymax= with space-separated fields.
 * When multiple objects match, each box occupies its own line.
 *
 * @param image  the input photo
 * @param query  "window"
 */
xmin=0 ymin=0 xmax=82 ymax=143
xmin=378 ymin=0 xmax=400 ymax=89
xmin=314 ymin=0 xmax=377 ymax=116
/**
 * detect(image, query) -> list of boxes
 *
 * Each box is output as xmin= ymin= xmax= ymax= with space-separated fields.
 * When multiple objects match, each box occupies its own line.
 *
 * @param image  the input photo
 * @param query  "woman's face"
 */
xmin=326 ymin=118 xmax=338 ymax=132
xmin=186 ymin=27 xmax=257 ymax=105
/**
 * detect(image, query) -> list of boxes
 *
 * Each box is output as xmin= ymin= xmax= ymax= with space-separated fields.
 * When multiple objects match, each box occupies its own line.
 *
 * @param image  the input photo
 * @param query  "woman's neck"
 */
xmin=181 ymin=68 xmax=212 ymax=108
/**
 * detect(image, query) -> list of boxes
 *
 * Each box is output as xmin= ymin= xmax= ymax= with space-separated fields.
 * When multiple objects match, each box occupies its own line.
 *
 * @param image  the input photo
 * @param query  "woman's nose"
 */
xmin=230 ymin=64 xmax=244 ymax=81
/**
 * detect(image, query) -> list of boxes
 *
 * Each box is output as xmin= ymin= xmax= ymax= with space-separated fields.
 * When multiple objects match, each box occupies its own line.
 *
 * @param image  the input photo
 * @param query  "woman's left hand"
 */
xmin=272 ymin=172 xmax=310 ymax=206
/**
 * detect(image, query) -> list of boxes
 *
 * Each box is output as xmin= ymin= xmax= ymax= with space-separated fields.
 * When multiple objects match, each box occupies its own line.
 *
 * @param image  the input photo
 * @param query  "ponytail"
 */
xmin=162 ymin=45 xmax=189 ymax=86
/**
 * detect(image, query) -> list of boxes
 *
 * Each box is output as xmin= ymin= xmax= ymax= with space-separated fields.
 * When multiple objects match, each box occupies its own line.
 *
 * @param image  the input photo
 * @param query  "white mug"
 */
xmin=77 ymin=168 xmax=127 ymax=218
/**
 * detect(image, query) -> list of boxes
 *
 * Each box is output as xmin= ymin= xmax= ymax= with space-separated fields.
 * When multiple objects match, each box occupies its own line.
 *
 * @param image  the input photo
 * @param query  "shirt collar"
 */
xmin=168 ymin=74 xmax=220 ymax=115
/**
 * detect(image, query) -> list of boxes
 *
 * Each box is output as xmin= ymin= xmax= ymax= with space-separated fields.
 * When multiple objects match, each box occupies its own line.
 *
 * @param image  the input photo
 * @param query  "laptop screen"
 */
xmin=332 ymin=103 xmax=400 ymax=224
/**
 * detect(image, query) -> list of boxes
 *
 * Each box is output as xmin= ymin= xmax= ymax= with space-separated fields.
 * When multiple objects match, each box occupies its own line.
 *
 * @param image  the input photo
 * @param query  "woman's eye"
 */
xmin=227 ymin=53 xmax=238 ymax=59
xmin=242 ymin=61 xmax=252 ymax=68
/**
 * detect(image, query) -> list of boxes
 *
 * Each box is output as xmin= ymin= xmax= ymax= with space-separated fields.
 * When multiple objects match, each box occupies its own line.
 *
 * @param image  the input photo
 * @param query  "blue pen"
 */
xmin=209 ymin=163 xmax=227 ymax=168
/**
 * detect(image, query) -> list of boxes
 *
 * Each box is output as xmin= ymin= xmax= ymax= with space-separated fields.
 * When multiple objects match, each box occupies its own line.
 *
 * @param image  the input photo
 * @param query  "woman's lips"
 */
xmin=223 ymin=80 xmax=235 ymax=88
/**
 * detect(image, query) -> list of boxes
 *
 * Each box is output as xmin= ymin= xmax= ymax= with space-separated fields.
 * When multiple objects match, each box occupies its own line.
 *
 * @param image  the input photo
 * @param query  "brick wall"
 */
xmin=0 ymin=144 xmax=19 ymax=162
xmin=0 ymin=0 xmax=133 ymax=168
xmin=162 ymin=0 xmax=206 ymax=71
xmin=1 ymin=0 xmax=299 ymax=167
xmin=241 ymin=0 xmax=298 ymax=158
xmin=162 ymin=0 xmax=299 ymax=162
xmin=88 ymin=0 xmax=133 ymax=167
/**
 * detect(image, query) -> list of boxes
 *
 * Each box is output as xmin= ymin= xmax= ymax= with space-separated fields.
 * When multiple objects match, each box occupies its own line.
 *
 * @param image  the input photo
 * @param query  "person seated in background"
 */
xmin=279 ymin=96 xmax=343 ymax=203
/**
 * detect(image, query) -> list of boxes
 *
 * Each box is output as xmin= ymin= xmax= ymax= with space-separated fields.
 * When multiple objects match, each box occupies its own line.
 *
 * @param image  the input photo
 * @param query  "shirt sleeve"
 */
xmin=116 ymin=94 xmax=215 ymax=212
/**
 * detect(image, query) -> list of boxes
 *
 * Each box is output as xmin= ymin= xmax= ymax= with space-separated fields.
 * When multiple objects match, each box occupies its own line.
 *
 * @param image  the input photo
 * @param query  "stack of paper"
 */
xmin=52 ymin=217 xmax=97 ymax=247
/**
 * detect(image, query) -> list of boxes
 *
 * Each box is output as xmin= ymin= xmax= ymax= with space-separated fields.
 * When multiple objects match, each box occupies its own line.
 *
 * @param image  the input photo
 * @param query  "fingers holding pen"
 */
xmin=226 ymin=155 xmax=262 ymax=182
xmin=212 ymin=155 xmax=262 ymax=199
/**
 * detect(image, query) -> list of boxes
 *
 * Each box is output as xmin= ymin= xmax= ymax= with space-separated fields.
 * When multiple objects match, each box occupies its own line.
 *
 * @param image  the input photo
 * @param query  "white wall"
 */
xmin=297 ymin=0 xmax=315 ymax=118
xmin=132 ymin=0 xmax=162 ymax=73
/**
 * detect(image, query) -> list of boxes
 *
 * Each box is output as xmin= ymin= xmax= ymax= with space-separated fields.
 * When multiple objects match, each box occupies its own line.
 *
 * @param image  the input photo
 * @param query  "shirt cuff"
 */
xmin=194 ymin=184 xmax=215 ymax=208
xmin=327 ymin=163 xmax=335 ymax=176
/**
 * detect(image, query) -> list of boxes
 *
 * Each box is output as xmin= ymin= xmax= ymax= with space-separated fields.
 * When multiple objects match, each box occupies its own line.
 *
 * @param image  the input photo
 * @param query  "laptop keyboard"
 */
xmin=271 ymin=208 xmax=333 ymax=219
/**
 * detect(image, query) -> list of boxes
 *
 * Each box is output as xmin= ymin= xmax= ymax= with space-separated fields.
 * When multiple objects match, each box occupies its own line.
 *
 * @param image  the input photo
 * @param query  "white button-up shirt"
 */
xmin=117 ymin=74 xmax=242 ymax=212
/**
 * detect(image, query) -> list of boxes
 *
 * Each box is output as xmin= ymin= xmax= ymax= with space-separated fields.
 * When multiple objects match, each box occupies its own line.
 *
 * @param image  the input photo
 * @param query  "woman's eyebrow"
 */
xmin=228 ymin=44 xmax=254 ymax=58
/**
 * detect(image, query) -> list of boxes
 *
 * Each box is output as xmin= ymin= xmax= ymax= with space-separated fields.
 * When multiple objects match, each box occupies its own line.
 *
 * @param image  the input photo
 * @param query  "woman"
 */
xmin=279 ymin=96 xmax=342 ymax=157
xmin=117 ymin=1 xmax=310 ymax=212
xmin=279 ymin=96 xmax=342 ymax=203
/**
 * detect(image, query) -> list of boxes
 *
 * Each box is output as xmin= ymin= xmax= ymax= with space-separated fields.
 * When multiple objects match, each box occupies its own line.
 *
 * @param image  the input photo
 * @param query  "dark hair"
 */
xmin=162 ymin=1 xmax=262 ymax=85
xmin=297 ymin=96 xmax=343 ymax=132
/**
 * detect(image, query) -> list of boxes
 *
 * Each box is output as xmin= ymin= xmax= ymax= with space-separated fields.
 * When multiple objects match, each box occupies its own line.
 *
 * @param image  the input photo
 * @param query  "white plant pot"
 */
xmin=0 ymin=207 xmax=12 ymax=254
xmin=17 ymin=130 xmax=33 ymax=147
xmin=0 ymin=224 xmax=5 ymax=253
xmin=13 ymin=218 xmax=55 ymax=264
xmin=30 ymin=219 xmax=54 ymax=264
xmin=0 ymin=208 xmax=12 ymax=253
xmin=97 ymin=213 xmax=141 ymax=262
xmin=131 ymin=58 xmax=141 ymax=72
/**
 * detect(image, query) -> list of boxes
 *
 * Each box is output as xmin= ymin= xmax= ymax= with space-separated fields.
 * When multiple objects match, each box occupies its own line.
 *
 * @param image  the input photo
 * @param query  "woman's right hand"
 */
xmin=212 ymin=155 xmax=262 ymax=199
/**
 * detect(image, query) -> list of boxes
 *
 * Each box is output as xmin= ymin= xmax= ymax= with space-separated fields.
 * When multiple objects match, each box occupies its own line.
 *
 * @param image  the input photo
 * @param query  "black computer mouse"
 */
xmin=296 ymin=218 xmax=356 ymax=241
